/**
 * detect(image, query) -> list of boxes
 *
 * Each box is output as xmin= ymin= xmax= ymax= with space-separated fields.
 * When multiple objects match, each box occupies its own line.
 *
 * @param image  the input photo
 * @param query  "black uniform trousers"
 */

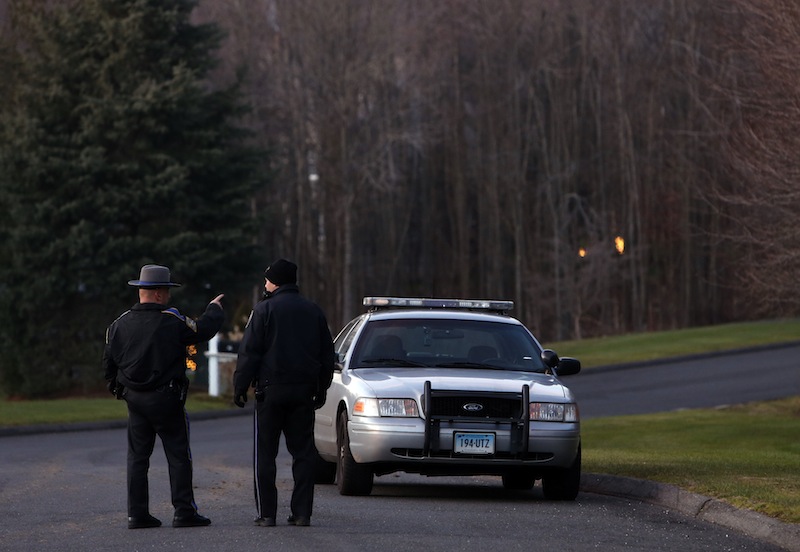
xmin=125 ymin=388 xmax=197 ymax=518
xmin=254 ymin=383 xmax=317 ymax=520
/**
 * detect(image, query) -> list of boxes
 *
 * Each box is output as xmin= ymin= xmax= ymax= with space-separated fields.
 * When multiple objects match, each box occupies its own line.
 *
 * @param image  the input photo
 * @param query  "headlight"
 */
xmin=530 ymin=402 xmax=579 ymax=422
xmin=353 ymin=398 xmax=419 ymax=417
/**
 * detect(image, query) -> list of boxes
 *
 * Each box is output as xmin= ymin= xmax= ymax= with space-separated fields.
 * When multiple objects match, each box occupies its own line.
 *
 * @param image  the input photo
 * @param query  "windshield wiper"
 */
xmin=358 ymin=358 xmax=428 ymax=367
xmin=433 ymin=361 xmax=509 ymax=370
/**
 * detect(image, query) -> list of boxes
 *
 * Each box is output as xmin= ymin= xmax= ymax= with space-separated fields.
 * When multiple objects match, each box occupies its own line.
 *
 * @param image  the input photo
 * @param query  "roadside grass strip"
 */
xmin=549 ymin=318 xmax=800 ymax=368
xmin=583 ymin=396 xmax=800 ymax=524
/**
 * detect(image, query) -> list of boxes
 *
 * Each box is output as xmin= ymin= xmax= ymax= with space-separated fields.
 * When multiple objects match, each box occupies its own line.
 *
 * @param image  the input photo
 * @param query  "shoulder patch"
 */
xmin=162 ymin=307 xmax=185 ymax=321
xmin=162 ymin=307 xmax=199 ymax=332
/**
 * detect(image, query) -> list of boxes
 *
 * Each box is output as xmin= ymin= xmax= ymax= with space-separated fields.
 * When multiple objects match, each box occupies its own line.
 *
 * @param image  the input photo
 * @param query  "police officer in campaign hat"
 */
xmin=233 ymin=258 xmax=334 ymax=527
xmin=103 ymin=264 xmax=224 ymax=529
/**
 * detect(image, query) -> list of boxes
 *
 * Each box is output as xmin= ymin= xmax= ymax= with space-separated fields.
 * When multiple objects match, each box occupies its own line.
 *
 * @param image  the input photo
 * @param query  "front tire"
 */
xmin=336 ymin=410 xmax=374 ymax=496
xmin=542 ymin=446 xmax=581 ymax=501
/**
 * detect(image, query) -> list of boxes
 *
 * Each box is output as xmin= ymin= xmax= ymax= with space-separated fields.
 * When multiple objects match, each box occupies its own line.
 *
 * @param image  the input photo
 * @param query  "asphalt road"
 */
xmin=0 ymin=345 xmax=798 ymax=551
xmin=567 ymin=342 xmax=800 ymax=419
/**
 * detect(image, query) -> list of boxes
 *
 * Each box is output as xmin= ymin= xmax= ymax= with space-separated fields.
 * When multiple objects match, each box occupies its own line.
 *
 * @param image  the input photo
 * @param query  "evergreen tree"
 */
xmin=0 ymin=0 xmax=265 ymax=397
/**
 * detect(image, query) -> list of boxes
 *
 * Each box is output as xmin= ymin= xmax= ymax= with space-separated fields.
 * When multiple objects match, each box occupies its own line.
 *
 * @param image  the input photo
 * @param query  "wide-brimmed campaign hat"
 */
xmin=127 ymin=264 xmax=182 ymax=288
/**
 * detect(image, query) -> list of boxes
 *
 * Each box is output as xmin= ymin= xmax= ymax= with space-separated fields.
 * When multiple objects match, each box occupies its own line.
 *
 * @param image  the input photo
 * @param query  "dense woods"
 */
xmin=1 ymin=0 xmax=799 ymax=396
xmin=195 ymin=0 xmax=800 ymax=338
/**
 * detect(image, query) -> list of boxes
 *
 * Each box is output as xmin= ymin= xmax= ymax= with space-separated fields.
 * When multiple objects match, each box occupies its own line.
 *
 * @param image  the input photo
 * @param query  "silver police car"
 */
xmin=314 ymin=297 xmax=582 ymax=499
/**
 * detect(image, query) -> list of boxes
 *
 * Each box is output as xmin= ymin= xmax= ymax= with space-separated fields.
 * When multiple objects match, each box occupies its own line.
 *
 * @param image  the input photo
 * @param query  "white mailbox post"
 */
xmin=204 ymin=334 xmax=238 ymax=397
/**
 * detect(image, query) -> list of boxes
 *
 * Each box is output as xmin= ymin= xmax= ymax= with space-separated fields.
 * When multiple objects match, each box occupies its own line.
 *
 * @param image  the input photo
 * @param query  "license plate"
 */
xmin=453 ymin=432 xmax=495 ymax=455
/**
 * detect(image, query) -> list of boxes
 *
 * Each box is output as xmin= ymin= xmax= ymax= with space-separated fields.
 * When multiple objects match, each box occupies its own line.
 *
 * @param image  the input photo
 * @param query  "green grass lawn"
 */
xmin=0 ymin=393 xmax=233 ymax=426
xmin=546 ymin=318 xmax=800 ymax=368
xmin=1 ymin=318 xmax=798 ymax=524
xmin=583 ymin=396 xmax=800 ymax=524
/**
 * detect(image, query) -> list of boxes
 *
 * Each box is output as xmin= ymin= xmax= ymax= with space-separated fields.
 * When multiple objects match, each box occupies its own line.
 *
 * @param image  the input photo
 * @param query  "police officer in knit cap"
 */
xmin=233 ymin=258 xmax=334 ymax=527
xmin=103 ymin=264 xmax=224 ymax=529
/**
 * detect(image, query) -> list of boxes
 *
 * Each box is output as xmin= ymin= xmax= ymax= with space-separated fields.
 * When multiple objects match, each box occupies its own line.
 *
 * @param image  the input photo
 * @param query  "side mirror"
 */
xmin=555 ymin=357 xmax=581 ymax=376
xmin=540 ymin=349 xmax=581 ymax=376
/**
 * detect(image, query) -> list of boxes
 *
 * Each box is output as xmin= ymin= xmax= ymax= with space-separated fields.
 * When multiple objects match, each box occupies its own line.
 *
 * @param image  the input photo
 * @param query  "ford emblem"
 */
xmin=463 ymin=402 xmax=483 ymax=412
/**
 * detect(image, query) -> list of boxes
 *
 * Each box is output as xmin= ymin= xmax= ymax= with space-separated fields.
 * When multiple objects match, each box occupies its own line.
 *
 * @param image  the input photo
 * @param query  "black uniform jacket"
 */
xmin=233 ymin=285 xmax=334 ymax=395
xmin=103 ymin=301 xmax=224 ymax=391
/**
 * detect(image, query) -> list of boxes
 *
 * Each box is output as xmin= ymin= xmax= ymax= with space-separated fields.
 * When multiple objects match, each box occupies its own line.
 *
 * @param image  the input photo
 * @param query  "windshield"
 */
xmin=351 ymin=318 xmax=547 ymax=372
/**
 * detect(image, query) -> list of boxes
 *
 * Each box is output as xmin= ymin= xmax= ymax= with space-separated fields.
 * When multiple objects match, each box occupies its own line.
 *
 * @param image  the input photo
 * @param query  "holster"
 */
xmin=254 ymin=387 xmax=266 ymax=403
xmin=177 ymin=377 xmax=189 ymax=405
xmin=155 ymin=377 xmax=189 ymax=405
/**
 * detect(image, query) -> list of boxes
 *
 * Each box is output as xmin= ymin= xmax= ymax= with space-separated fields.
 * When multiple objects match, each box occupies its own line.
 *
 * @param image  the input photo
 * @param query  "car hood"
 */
xmin=350 ymin=367 xmax=572 ymax=401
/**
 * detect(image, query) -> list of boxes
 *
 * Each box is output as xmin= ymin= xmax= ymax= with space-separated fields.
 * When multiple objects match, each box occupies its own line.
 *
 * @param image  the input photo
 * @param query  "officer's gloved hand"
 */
xmin=312 ymin=391 xmax=326 ymax=410
xmin=233 ymin=392 xmax=248 ymax=408
xmin=107 ymin=379 xmax=125 ymax=400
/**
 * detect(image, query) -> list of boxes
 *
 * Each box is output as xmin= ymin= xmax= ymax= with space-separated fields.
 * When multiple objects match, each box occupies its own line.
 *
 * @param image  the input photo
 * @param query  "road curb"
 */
xmin=582 ymin=473 xmax=800 ymax=552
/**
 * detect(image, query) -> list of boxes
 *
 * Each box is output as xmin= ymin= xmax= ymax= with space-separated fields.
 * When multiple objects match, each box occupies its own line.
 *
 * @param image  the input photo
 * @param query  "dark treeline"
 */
xmin=197 ymin=0 xmax=800 ymax=340
xmin=1 ymin=0 xmax=799 ymax=396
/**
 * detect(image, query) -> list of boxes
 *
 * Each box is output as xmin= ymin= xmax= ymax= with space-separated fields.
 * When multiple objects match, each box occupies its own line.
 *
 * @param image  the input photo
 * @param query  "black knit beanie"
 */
xmin=264 ymin=258 xmax=297 ymax=286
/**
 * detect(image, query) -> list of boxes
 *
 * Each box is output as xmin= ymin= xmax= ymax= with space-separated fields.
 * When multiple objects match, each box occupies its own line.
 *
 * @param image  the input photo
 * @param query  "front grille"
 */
xmin=423 ymin=382 xmax=530 ymax=458
xmin=427 ymin=394 xmax=523 ymax=419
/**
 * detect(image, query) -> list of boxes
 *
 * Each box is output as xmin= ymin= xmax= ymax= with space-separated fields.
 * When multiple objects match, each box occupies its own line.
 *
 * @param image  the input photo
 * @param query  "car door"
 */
xmin=314 ymin=315 xmax=367 ymax=459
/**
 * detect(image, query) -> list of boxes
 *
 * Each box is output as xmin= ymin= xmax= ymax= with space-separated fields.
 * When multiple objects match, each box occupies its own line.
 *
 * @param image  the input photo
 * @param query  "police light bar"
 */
xmin=363 ymin=297 xmax=514 ymax=313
